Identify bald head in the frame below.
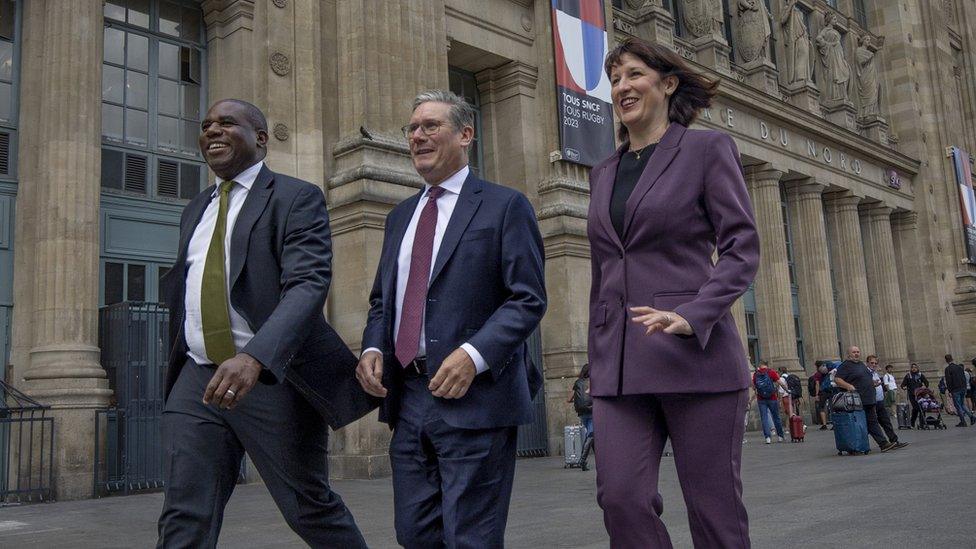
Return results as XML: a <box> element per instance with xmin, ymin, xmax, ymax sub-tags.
<box><xmin>847</xmin><ymin>346</ymin><xmax>861</xmax><ymax>361</ymax></box>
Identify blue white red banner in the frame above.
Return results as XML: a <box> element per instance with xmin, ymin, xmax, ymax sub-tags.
<box><xmin>551</xmin><ymin>0</ymin><xmax>615</xmax><ymax>167</ymax></box>
<box><xmin>950</xmin><ymin>146</ymin><xmax>976</xmax><ymax>262</ymax></box>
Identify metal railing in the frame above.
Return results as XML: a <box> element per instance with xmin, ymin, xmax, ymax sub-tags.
<box><xmin>1</xmin><ymin>380</ymin><xmax>54</xmax><ymax>505</ymax></box>
<box><xmin>516</xmin><ymin>329</ymin><xmax>549</xmax><ymax>457</ymax></box>
<box><xmin>95</xmin><ymin>302</ymin><xmax>168</xmax><ymax>497</ymax></box>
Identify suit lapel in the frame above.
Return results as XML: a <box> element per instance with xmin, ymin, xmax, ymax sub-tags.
<box><xmin>429</xmin><ymin>173</ymin><xmax>482</xmax><ymax>284</ymax></box>
<box><xmin>228</xmin><ymin>165</ymin><xmax>274</xmax><ymax>288</ymax></box>
<box><xmin>620</xmin><ymin>123</ymin><xmax>685</xmax><ymax>239</ymax></box>
<box><xmin>384</xmin><ymin>192</ymin><xmax>421</xmax><ymax>300</ymax></box>
<box><xmin>594</xmin><ymin>146</ymin><xmax>625</xmax><ymax>251</ymax></box>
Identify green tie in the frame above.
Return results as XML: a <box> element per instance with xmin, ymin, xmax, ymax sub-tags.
<box><xmin>201</xmin><ymin>180</ymin><xmax>237</xmax><ymax>365</ymax></box>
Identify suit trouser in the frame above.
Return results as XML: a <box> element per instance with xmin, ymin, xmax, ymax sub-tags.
<box><xmin>863</xmin><ymin>403</ymin><xmax>890</xmax><ymax>448</ymax></box>
<box><xmin>908</xmin><ymin>397</ymin><xmax>922</xmax><ymax>427</ymax></box>
<box><xmin>156</xmin><ymin>359</ymin><xmax>366</xmax><ymax>548</ymax></box>
<box><xmin>390</xmin><ymin>374</ymin><xmax>518</xmax><ymax>549</ymax></box>
<box><xmin>872</xmin><ymin>402</ymin><xmax>898</xmax><ymax>443</ymax></box>
<box><xmin>593</xmin><ymin>390</ymin><xmax>750</xmax><ymax>549</ymax></box>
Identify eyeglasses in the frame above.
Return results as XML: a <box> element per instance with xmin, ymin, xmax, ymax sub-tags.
<box><xmin>401</xmin><ymin>120</ymin><xmax>446</xmax><ymax>139</ymax></box>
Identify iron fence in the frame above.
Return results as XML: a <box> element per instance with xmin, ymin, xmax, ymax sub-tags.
<box><xmin>516</xmin><ymin>329</ymin><xmax>549</xmax><ymax>457</ymax></box>
<box><xmin>0</xmin><ymin>380</ymin><xmax>54</xmax><ymax>505</ymax></box>
<box><xmin>94</xmin><ymin>301</ymin><xmax>168</xmax><ymax>497</ymax></box>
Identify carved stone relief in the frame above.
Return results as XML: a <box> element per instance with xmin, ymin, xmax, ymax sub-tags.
<box><xmin>779</xmin><ymin>0</ymin><xmax>812</xmax><ymax>85</ymax></box>
<box><xmin>270</xmin><ymin>52</ymin><xmax>291</xmax><ymax>76</ymax></box>
<box><xmin>681</xmin><ymin>0</ymin><xmax>723</xmax><ymax>39</ymax></box>
<box><xmin>855</xmin><ymin>35</ymin><xmax>882</xmax><ymax>116</ymax></box>
<box><xmin>733</xmin><ymin>0</ymin><xmax>771</xmax><ymax>64</ymax></box>
<box><xmin>815</xmin><ymin>12</ymin><xmax>851</xmax><ymax>102</ymax></box>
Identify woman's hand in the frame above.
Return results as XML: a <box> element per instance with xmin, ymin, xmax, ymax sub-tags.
<box><xmin>629</xmin><ymin>306</ymin><xmax>694</xmax><ymax>336</ymax></box>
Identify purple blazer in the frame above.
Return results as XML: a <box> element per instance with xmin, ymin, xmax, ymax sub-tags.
<box><xmin>586</xmin><ymin>124</ymin><xmax>759</xmax><ymax>396</ymax></box>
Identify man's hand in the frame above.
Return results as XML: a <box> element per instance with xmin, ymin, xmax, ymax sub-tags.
<box><xmin>356</xmin><ymin>350</ymin><xmax>387</xmax><ymax>397</ymax></box>
<box><xmin>203</xmin><ymin>353</ymin><xmax>263</xmax><ymax>410</ymax></box>
<box><xmin>429</xmin><ymin>348</ymin><xmax>477</xmax><ymax>399</ymax></box>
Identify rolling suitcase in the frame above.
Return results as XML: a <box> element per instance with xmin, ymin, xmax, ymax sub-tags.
<box><xmin>564</xmin><ymin>424</ymin><xmax>585</xmax><ymax>467</ymax></box>
<box><xmin>789</xmin><ymin>414</ymin><xmax>805</xmax><ymax>442</ymax></box>
<box><xmin>896</xmin><ymin>402</ymin><xmax>911</xmax><ymax>430</ymax></box>
<box><xmin>831</xmin><ymin>410</ymin><xmax>870</xmax><ymax>455</ymax></box>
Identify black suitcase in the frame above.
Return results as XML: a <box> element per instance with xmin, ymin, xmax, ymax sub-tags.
<box><xmin>896</xmin><ymin>402</ymin><xmax>912</xmax><ymax>430</ymax></box>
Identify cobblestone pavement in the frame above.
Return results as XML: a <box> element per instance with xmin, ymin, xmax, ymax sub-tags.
<box><xmin>2</xmin><ymin>422</ymin><xmax>973</xmax><ymax>548</ymax></box>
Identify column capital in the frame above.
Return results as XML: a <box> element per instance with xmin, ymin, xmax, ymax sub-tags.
<box><xmin>784</xmin><ymin>179</ymin><xmax>826</xmax><ymax>197</ymax></box>
<box><xmin>744</xmin><ymin>164</ymin><xmax>784</xmax><ymax>188</ymax></box>
<box><xmin>891</xmin><ymin>210</ymin><xmax>919</xmax><ymax>230</ymax></box>
<box><xmin>824</xmin><ymin>191</ymin><xmax>864</xmax><ymax>211</ymax></box>
<box><xmin>861</xmin><ymin>201</ymin><xmax>893</xmax><ymax>219</ymax></box>
<box><xmin>476</xmin><ymin>61</ymin><xmax>539</xmax><ymax>102</ymax></box>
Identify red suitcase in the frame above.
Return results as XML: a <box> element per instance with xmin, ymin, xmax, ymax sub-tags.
<box><xmin>789</xmin><ymin>415</ymin><xmax>805</xmax><ymax>442</ymax></box>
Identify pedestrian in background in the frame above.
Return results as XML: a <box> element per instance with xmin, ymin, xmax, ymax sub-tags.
<box><xmin>882</xmin><ymin>364</ymin><xmax>898</xmax><ymax>418</ymax></box>
<box><xmin>834</xmin><ymin>347</ymin><xmax>905</xmax><ymax>453</ymax></box>
<box><xmin>567</xmin><ymin>364</ymin><xmax>595</xmax><ymax>471</ymax></box>
<box><xmin>753</xmin><ymin>361</ymin><xmax>787</xmax><ymax>444</ymax></box>
<box><xmin>944</xmin><ymin>354</ymin><xmax>975</xmax><ymax>427</ymax></box>
<box><xmin>901</xmin><ymin>363</ymin><xmax>928</xmax><ymax>429</ymax></box>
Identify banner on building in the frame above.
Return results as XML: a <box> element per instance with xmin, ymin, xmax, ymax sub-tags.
<box><xmin>950</xmin><ymin>146</ymin><xmax>976</xmax><ymax>262</ymax></box>
<box><xmin>550</xmin><ymin>0</ymin><xmax>616</xmax><ymax>167</ymax></box>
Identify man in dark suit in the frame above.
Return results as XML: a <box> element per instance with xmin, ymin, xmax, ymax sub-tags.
<box><xmin>156</xmin><ymin>99</ymin><xmax>371</xmax><ymax>548</ymax></box>
<box><xmin>356</xmin><ymin>90</ymin><xmax>546</xmax><ymax>548</ymax></box>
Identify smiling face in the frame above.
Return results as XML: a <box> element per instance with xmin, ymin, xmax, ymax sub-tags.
<box><xmin>199</xmin><ymin>101</ymin><xmax>268</xmax><ymax>180</ymax></box>
<box><xmin>406</xmin><ymin>101</ymin><xmax>473</xmax><ymax>185</ymax></box>
<box><xmin>867</xmin><ymin>357</ymin><xmax>879</xmax><ymax>370</ymax></box>
<box><xmin>609</xmin><ymin>53</ymin><xmax>676</xmax><ymax>137</ymax></box>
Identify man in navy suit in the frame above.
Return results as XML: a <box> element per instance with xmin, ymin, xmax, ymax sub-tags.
<box><xmin>156</xmin><ymin>99</ymin><xmax>372</xmax><ymax>548</ymax></box>
<box><xmin>356</xmin><ymin>90</ymin><xmax>547</xmax><ymax>548</ymax></box>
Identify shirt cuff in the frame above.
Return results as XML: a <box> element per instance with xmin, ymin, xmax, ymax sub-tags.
<box><xmin>461</xmin><ymin>343</ymin><xmax>489</xmax><ymax>375</ymax></box>
<box><xmin>361</xmin><ymin>347</ymin><xmax>382</xmax><ymax>358</ymax></box>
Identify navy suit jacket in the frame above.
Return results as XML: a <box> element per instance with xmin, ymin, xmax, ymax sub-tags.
<box><xmin>162</xmin><ymin>164</ymin><xmax>379</xmax><ymax>429</ymax></box>
<box><xmin>362</xmin><ymin>173</ymin><xmax>547</xmax><ymax>430</ymax></box>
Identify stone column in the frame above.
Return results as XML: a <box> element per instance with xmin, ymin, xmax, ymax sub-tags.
<box><xmin>15</xmin><ymin>0</ymin><xmax>112</xmax><ymax>500</ymax></box>
<box><xmin>860</xmin><ymin>203</ymin><xmax>910</xmax><ymax>369</ymax></box>
<box><xmin>785</xmin><ymin>180</ymin><xmax>839</xmax><ymax>365</ymax></box>
<box><xmin>324</xmin><ymin>0</ymin><xmax>448</xmax><ymax>479</ymax></box>
<box><xmin>730</xmin><ymin>297</ymin><xmax>749</xmax><ymax>355</ymax></box>
<box><xmin>476</xmin><ymin>61</ymin><xmax>541</xmax><ymax>202</ymax></box>
<box><xmin>891</xmin><ymin>211</ymin><xmax>935</xmax><ymax>372</ymax></box>
<box><xmin>824</xmin><ymin>192</ymin><xmax>875</xmax><ymax>353</ymax></box>
<box><xmin>745</xmin><ymin>166</ymin><xmax>800</xmax><ymax>372</ymax></box>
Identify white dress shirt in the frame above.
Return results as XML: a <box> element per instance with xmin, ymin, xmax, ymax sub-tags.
<box><xmin>364</xmin><ymin>165</ymin><xmax>487</xmax><ymax>374</ymax></box>
<box><xmin>883</xmin><ymin>372</ymin><xmax>898</xmax><ymax>391</ymax></box>
<box><xmin>872</xmin><ymin>371</ymin><xmax>885</xmax><ymax>402</ymax></box>
<box><xmin>183</xmin><ymin>160</ymin><xmax>265</xmax><ymax>365</ymax></box>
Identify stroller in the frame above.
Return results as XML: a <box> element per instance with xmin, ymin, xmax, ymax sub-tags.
<box><xmin>914</xmin><ymin>387</ymin><xmax>947</xmax><ymax>430</ymax></box>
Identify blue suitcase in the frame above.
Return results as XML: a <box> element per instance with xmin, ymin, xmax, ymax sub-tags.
<box><xmin>831</xmin><ymin>410</ymin><xmax>870</xmax><ymax>455</ymax></box>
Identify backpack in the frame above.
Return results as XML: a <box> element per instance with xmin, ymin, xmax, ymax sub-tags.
<box><xmin>754</xmin><ymin>370</ymin><xmax>776</xmax><ymax>399</ymax></box>
<box><xmin>787</xmin><ymin>374</ymin><xmax>802</xmax><ymax>398</ymax></box>
<box><xmin>808</xmin><ymin>375</ymin><xmax>818</xmax><ymax>396</ymax></box>
<box><xmin>572</xmin><ymin>378</ymin><xmax>593</xmax><ymax>416</ymax></box>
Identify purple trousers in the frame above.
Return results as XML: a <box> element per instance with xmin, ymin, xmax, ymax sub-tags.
<box><xmin>593</xmin><ymin>390</ymin><xmax>750</xmax><ymax>548</ymax></box>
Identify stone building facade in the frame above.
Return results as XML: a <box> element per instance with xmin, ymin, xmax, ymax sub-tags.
<box><xmin>1</xmin><ymin>0</ymin><xmax>974</xmax><ymax>499</ymax></box>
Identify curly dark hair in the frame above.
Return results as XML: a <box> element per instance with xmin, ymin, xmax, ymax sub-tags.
<box><xmin>604</xmin><ymin>37</ymin><xmax>719</xmax><ymax>141</ymax></box>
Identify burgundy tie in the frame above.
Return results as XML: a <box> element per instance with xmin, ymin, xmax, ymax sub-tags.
<box><xmin>395</xmin><ymin>186</ymin><xmax>445</xmax><ymax>367</ymax></box>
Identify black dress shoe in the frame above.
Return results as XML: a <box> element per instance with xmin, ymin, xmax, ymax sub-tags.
<box><xmin>955</xmin><ymin>422</ymin><xmax>967</xmax><ymax>427</ymax></box>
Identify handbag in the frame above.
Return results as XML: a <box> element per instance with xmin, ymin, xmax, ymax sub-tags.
<box><xmin>830</xmin><ymin>391</ymin><xmax>863</xmax><ymax>413</ymax></box>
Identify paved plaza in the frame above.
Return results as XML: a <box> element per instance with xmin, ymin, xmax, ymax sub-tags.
<box><xmin>1</xmin><ymin>423</ymin><xmax>973</xmax><ymax>548</ymax></box>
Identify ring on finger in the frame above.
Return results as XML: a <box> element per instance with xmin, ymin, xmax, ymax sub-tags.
<box><xmin>225</xmin><ymin>388</ymin><xmax>236</xmax><ymax>397</ymax></box>
<box><xmin>664</xmin><ymin>313</ymin><xmax>672</xmax><ymax>325</ymax></box>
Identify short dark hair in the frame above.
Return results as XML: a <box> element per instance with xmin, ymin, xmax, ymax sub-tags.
<box><xmin>604</xmin><ymin>37</ymin><xmax>719</xmax><ymax>140</ymax></box>
<box><xmin>866</xmin><ymin>355</ymin><xmax>878</xmax><ymax>362</ymax></box>
<box><xmin>885</xmin><ymin>364</ymin><xmax>893</xmax><ymax>371</ymax></box>
<box><xmin>214</xmin><ymin>98</ymin><xmax>268</xmax><ymax>133</ymax></box>
<box><xmin>945</xmin><ymin>354</ymin><xmax>954</xmax><ymax>363</ymax></box>
<box><xmin>579</xmin><ymin>363</ymin><xmax>590</xmax><ymax>379</ymax></box>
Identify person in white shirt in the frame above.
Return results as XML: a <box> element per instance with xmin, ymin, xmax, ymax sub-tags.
<box><xmin>882</xmin><ymin>364</ymin><xmax>899</xmax><ymax>416</ymax></box>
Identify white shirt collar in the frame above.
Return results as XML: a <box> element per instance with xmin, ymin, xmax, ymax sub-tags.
<box><xmin>212</xmin><ymin>160</ymin><xmax>265</xmax><ymax>197</ymax></box>
<box><xmin>424</xmin><ymin>165</ymin><xmax>469</xmax><ymax>197</ymax></box>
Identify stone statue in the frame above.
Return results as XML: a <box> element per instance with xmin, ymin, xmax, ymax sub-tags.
<box><xmin>681</xmin><ymin>0</ymin><xmax>723</xmax><ymax>39</ymax></box>
<box><xmin>780</xmin><ymin>0</ymin><xmax>812</xmax><ymax>85</ymax></box>
<box><xmin>733</xmin><ymin>0</ymin><xmax>771</xmax><ymax>64</ymax></box>
<box><xmin>856</xmin><ymin>35</ymin><xmax>881</xmax><ymax>116</ymax></box>
<box><xmin>815</xmin><ymin>12</ymin><xmax>852</xmax><ymax>102</ymax></box>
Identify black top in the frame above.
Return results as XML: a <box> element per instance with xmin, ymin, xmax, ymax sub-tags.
<box><xmin>944</xmin><ymin>363</ymin><xmax>967</xmax><ymax>392</ymax></box>
<box><xmin>836</xmin><ymin>360</ymin><xmax>876</xmax><ymax>406</ymax></box>
<box><xmin>610</xmin><ymin>143</ymin><xmax>656</xmax><ymax>239</ymax></box>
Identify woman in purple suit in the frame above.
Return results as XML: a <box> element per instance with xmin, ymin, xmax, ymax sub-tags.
<box><xmin>587</xmin><ymin>38</ymin><xmax>759</xmax><ymax>548</ymax></box>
